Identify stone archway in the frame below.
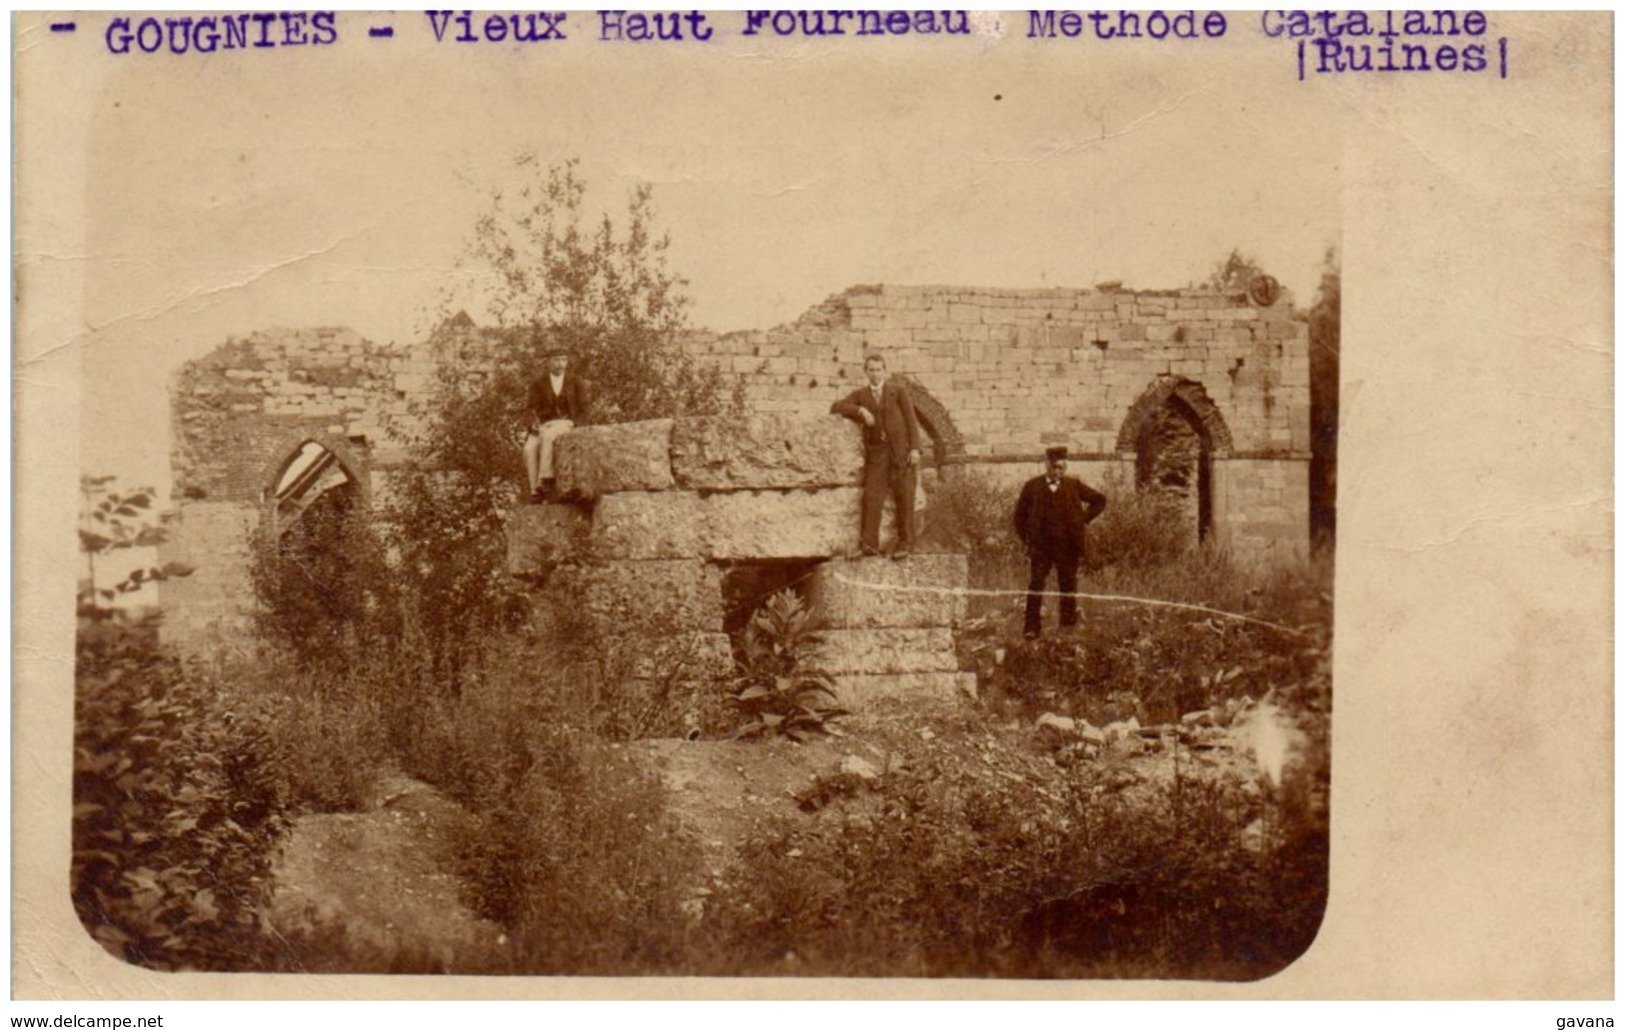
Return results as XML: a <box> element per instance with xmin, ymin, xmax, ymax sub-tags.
<box><xmin>261</xmin><ymin>432</ymin><xmax>371</xmax><ymax>539</ymax></box>
<box><xmin>252</xmin><ymin>434</ymin><xmax>378</xmax><ymax>662</ymax></box>
<box><xmin>1115</xmin><ymin>376</ymin><xmax>1233</xmax><ymax>458</ymax></box>
<box><xmin>1116</xmin><ymin>377</ymin><xmax>1232</xmax><ymax>544</ymax></box>
<box><xmin>898</xmin><ymin>377</ymin><xmax>967</xmax><ymax>469</ymax></box>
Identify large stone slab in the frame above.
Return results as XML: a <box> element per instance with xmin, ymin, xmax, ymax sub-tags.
<box><xmin>704</xmin><ymin>488</ymin><xmax>863</xmax><ymax>560</ymax></box>
<box><xmin>554</xmin><ymin>419</ymin><xmax>675</xmax><ymax>500</ymax></box>
<box><xmin>506</xmin><ymin>503</ymin><xmax>590</xmax><ymax>576</ymax></box>
<box><xmin>670</xmin><ymin>414</ymin><xmax>863</xmax><ymax>491</ymax></box>
<box><xmin>806</xmin><ymin>554</ymin><xmax>969</xmax><ymax>628</ymax></box>
<box><xmin>590</xmin><ymin>491</ymin><xmax>706</xmax><ymax>561</ymax></box>
<box><xmin>545</xmin><ymin>559</ymin><xmax>725</xmax><ymax>634</ymax></box>
<box><xmin>589</xmin><ymin>487</ymin><xmax>870</xmax><ymax>562</ymax></box>
<box><xmin>833</xmin><ymin>672</ymin><xmax>978</xmax><ymax>710</ymax></box>
<box><xmin>806</xmin><ymin>628</ymin><xmax>960</xmax><ymax>675</ymax></box>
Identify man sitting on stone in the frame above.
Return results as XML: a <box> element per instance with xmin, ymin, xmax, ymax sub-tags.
<box><xmin>1013</xmin><ymin>445</ymin><xmax>1107</xmax><ymax>639</ymax></box>
<box><xmin>523</xmin><ymin>347</ymin><xmax>590</xmax><ymax>502</ymax></box>
<box><xmin>831</xmin><ymin>352</ymin><xmax>923</xmax><ymax>559</ymax></box>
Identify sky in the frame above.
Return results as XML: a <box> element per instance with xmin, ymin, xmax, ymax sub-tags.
<box><xmin>65</xmin><ymin>13</ymin><xmax>1340</xmax><ymax>493</ymax></box>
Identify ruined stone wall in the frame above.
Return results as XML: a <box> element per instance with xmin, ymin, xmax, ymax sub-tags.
<box><xmin>162</xmin><ymin>283</ymin><xmax>1312</xmax><ymax>648</ymax></box>
<box><xmin>685</xmin><ymin>284</ymin><xmax>1309</xmax><ymax>462</ymax></box>
<box><xmin>160</xmin><ymin>327</ymin><xmax>434</xmax><ymax>646</ymax></box>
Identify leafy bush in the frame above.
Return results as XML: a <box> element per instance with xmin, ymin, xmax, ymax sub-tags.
<box><xmin>248</xmin><ymin>485</ymin><xmax>397</xmax><ymax>676</ymax></box>
<box><xmin>1083</xmin><ymin>480</ymin><xmax>1193</xmax><ymax>574</ymax></box>
<box><xmin>705</xmin><ymin>718</ymin><xmax>1326</xmax><ymax>979</ymax></box>
<box><xmin>253</xmin><ymin>660</ymin><xmax>392</xmax><ymax>813</ymax></box>
<box><xmin>729</xmin><ymin>589</ymin><xmax>846</xmax><ymax>742</ymax></box>
<box><xmin>73</xmin><ymin>614</ymin><xmax>292</xmax><ymax>970</ymax></box>
<box><xmin>449</xmin><ymin>726</ymin><xmax>705</xmax><ymax>974</ymax></box>
<box><xmin>974</xmin><ymin>545</ymin><xmax>1331</xmax><ymax>726</ymax></box>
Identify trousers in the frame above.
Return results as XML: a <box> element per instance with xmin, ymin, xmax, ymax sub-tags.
<box><xmin>860</xmin><ymin>447</ymin><xmax>916</xmax><ymax>554</ymax></box>
<box><xmin>1024</xmin><ymin>547</ymin><xmax>1080</xmax><ymax>634</ymax></box>
<box><xmin>523</xmin><ymin>418</ymin><xmax>575</xmax><ymax>489</ymax></box>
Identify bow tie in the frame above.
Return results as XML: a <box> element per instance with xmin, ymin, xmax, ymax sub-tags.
<box><xmin>1046</xmin><ymin>478</ymin><xmax>1061</xmax><ymax>487</ymax></box>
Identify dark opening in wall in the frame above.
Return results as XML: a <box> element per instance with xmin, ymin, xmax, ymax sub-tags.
<box><xmin>720</xmin><ymin>559</ymin><xmax>824</xmax><ymax>641</ymax></box>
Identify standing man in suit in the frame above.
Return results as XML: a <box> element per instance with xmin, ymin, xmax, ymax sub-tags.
<box><xmin>523</xmin><ymin>347</ymin><xmax>590</xmax><ymax>501</ymax></box>
<box><xmin>1013</xmin><ymin>445</ymin><xmax>1107</xmax><ymax>639</ymax></box>
<box><xmin>831</xmin><ymin>353</ymin><xmax>923</xmax><ymax>559</ymax></box>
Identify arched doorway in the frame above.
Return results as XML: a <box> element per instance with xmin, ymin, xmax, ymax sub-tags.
<box><xmin>254</xmin><ymin>436</ymin><xmax>375</xmax><ymax>666</ymax></box>
<box><xmin>1116</xmin><ymin>377</ymin><xmax>1233</xmax><ymax>546</ymax></box>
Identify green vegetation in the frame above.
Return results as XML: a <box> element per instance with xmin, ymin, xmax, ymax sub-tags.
<box><xmin>728</xmin><ymin>589</ymin><xmax>847</xmax><ymax>742</ymax></box>
<box><xmin>73</xmin><ymin>478</ymin><xmax>290</xmax><ymax>970</ymax></box>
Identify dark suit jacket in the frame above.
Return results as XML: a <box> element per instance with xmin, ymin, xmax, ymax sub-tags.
<box><xmin>528</xmin><ymin>373</ymin><xmax>590</xmax><ymax>424</ymax></box>
<box><xmin>831</xmin><ymin>379</ymin><xmax>922</xmax><ymax>465</ymax></box>
<box><xmin>1014</xmin><ymin>475</ymin><xmax>1108</xmax><ymax>557</ymax></box>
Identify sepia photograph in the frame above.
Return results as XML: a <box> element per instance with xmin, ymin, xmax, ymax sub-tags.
<box><xmin>13</xmin><ymin>8</ymin><xmax>1610</xmax><ymax>1004</ymax></box>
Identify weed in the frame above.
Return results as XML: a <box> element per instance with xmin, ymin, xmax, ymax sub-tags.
<box><xmin>729</xmin><ymin>590</ymin><xmax>846</xmax><ymax>742</ymax></box>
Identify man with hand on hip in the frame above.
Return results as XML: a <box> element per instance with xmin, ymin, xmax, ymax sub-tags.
<box><xmin>831</xmin><ymin>353</ymin><xmax>923</xmax><ymax>559</ymax></box>
<box><xmin>1013</xmin><ymin>445</ymin><xmax>1107</xmax><ymax>639</ymax></box>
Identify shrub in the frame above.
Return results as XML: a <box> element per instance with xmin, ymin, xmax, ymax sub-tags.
<box><xmin>449</xmin><ymin>726</ymin><xmax>705</xmax><ymax>974</ymax></box>
<box><xmin>705</xmin><ymin>720</ymin><xmax>1327</xmax><ymax>979</ymax></box>
<box><xmin>247</xmin><ymin>487</ymin><xmax>398</xmax><ymax>676</ymax></box>
<box><xmin>73</xmin><ymin>613</ymin><xmax>291</xmax><ymax>970</ymax></box>
<box><xmin>985</xmin><ymin>550</ymin><xmax>1332</xmax><ymax>726</ymax></box>
<box><xmin>386</xmin><ymin>157</ymin><xmax>741</xmax><ymax>675</ymax></box>
<box><xmin>729</xmin><ymin>589</ymin><xmax>845</xmax><ymax>742</ymax></box>
<box><xmin>250</xmin><ymin>659</ymin><xmax>392</xmax><ymax>813</ymax></box>
<box><xmin>1083</xmin><ymin>481</ymin><xmax>1192</xmax><ymax>574</ymax></box>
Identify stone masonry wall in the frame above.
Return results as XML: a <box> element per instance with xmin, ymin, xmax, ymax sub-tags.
<box><xmin>162</xmin><ymin>283</ymin><xmax>1312</xmax><ymax>649</ymax></box>
<box><xmin>684</xmin><ymin>284</ymin><xmax>1309</xmax><ymax>462</ymax></box>
<box><xmin>508</xmin><ymin>415</ymin><xmax>978</xmax><ymax>709</ymax></box>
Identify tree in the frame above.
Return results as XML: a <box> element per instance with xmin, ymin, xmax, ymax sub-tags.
<box><xmin>1308</xmin><ymin>247</ymin><xmax>1340</xmax><ymax>550</ymax></box>
<box><xmin>77</xmin><ymin>475</ymin><xmax>191</xmax><ymax>620</ymax></box>
<box><xmin>386</xmin><ymin>157</ymin><xmax>738</xmax><ymax>674</ymax></box>
<box><xmin>1206</xmin><ymin>248</ymin><xmax>1267</xmax><ymax>294</ymax></box>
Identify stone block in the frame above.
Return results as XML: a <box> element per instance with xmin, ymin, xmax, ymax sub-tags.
<box><xmin>807</xmin><ymin>554</ymin><xmax>969</xmax><ymax>628</ymax></box>
<box><xmin>590</xmin><ymin>491</ymin><xmax>706</xmax><ymax>561</ymax></box>
<box><xmin>670</xmin><ymin>414</ymin><xmax>864</xmax><ymax>491</ymax></box>
<box><xmin>623</xmin><ymin>631</ymin><xmax>735</xmax><ymax>681</ymax></box>
<box><xmin>554</xmin><ymin>419</ymin><xmax>675</xmax><ymax>500</ymax></box>
<box><xmin>833</xmin><ymin>672</ymin><xmax>978</xmax><ymax>710</ymax></box>
<box><xmin>705</xmin><ymin>488</ymin><xmax>864</xmax><ymax>560</ymax></box>
<box><xmin>806</xmin><ymin>628</ymin><xmax>959</xmax><ymax>675</ymax></box>
<box><xmin>548</xmin><ymin>559</ymin><xmax>725</xmax><ymax>634</ymax></box>
<box><xmin>506</xmin><ymin>503</ymin><xmax>591</xmax><ymax>576</ymax></box>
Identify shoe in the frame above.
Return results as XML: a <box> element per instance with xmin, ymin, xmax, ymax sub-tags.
<box><xmin>891</xmin><ymin>548</ymin><xmax>911</xmax><ymax>561</ymax></box>
<box><xmin>530</xmin><ymin>487</ymin><xmax>548</xmax><ymax>504</ymax></box>
<box><xmin>1023</xmin><ymin>630</ymin><xmax>1040</xmax><ymax>641</ymax></box>
<box><xmin>860</xmin><ymin>546</ymin><xmax>883</xmax><ymax>558</ymax></box>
